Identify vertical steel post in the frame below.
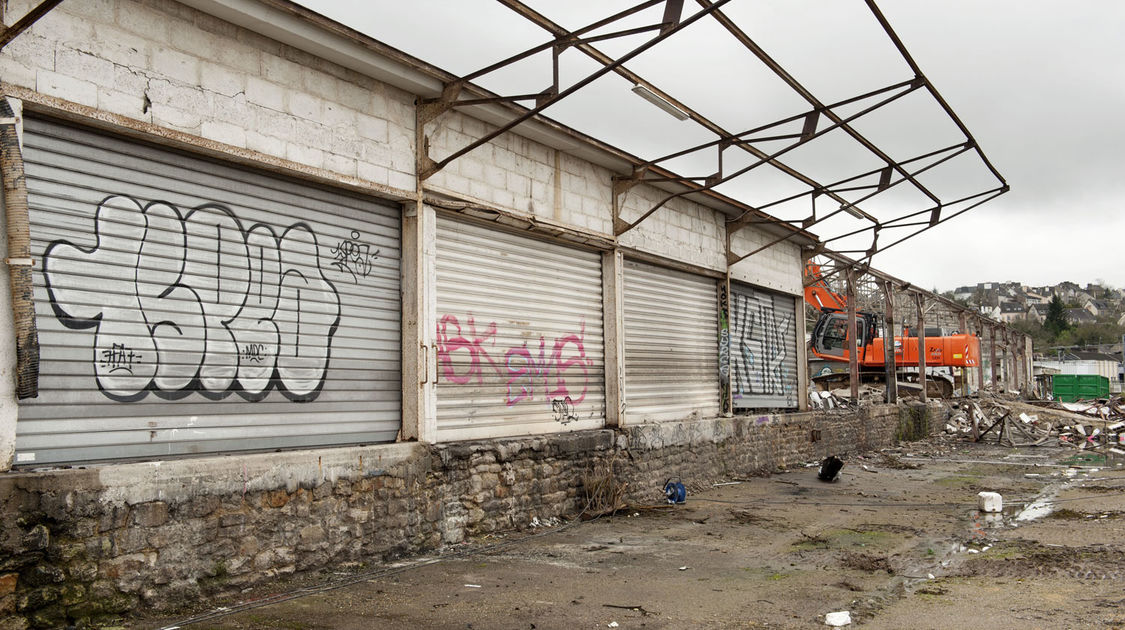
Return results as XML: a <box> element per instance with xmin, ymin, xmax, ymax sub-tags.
<box><xmin>846</xmin><ymin>268</ymin><xmax>860</xmax><ymax>403</ymax></box>
<box><xmin>916</xmin><ymin>292</ymin><xmax>926</xmax><ymax>402</ymax></box>
<box><xmin>990</xmin><ymin>325</ymin><xmax>999</xmax><ymax>394</ymax></box>
<box><xmin>883</xmin><ymin>280</ymin><xmax>897</xmax><ymax>404</ymax></box>
<box><xmin>958</xmin><ymin>310</ymin><xmax>969</xmax><ymax>396</ymax></box>
<box><xmin>977</xmin><ymin>316</ymin><xmax>986</xmax><ymax>394</ymax></box>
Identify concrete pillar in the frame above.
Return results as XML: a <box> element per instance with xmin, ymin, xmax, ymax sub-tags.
<box><xmin>916</xmin><ymin>293</ymin><xmax>926</xmax><ymax>403</ymax></box>
<box><xmin>883</xmin><ymin>281</ymin><xmax>897</xmax><ymax>404</ymax></box>
<box><xmin>0</xmin><ymin>167</ymin><xmax>16</xmax><ymax>471</ymax></box>
<box><xmin>400</xmin><ymin>199</ymin><xmax>437</xmax><ymax>442</ymax></box>
<box><xmin>795</xmin><ymin>292</ymin><xmax>810</xmax><ymax>411</ymax></box>
<box><xmin>846</xmin><ymin>268</ymin><xmax>859</xmax><ymax>403</ymax></box>
<box><xmin>603</xmin><ymin>250</ymin><xmax>626</xmax><ymax>426</ymax></box>
<box><xmin>718</xmin><ymin>273</ymin><xmax>733</xmax><ymax>416</ymax></box>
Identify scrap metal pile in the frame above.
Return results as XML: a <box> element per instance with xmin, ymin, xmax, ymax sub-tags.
<box><xmin>944</xmin><ymin>396</ymin><xmax>1125</xmax><ymax>454</ymax></box>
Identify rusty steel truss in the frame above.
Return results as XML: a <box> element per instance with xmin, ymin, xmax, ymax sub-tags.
<box><xmin>415</xmin><ymin>0</ymin><xmax>1008</xmax><ymax>272</ymax></box>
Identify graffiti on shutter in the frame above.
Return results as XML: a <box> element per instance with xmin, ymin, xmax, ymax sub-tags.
<box><xmin>43</xmin><ymin>194</ymin><xmax>346</xmax><ymax>402</ymax></box>
<box><xmin>731</xmin><ymin>286</ymin><xmax>798</xmax><ymax>408</ymax></box>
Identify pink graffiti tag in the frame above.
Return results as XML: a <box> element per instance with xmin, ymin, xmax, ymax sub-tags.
<box><xmin>437</xmin><ymin>313</ymin><xmax>593</xmax><ymax>409</ymax></box>
<box><xmin>435</xmin><ymin>314</ymin><xmax>499</xmax><ymax>384</ymax></box>
<box><xmin>504</xmin><ymin>321</ymin><xmax>592</xmax><ymax>407</ymax></box>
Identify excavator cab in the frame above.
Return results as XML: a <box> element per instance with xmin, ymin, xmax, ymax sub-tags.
<box><xmin>810</xmin><ymin>310</ymin><xmax>869</xmax><ymax>360</ymax></box>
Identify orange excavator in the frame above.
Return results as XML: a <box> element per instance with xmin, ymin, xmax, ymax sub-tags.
<box><xmin>804</xmin><ymin>262</ymin><xmax>981</xmax><ymax>397</ymax></box>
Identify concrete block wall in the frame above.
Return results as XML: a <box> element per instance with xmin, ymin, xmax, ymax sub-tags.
<box><xmin>729</xmin><ymin>225</ymin><xmax>803</xmax><ymax>296</ymax></box>
<box><xmin>1</xmin><ymin>0</ymin><xmax>418</xmax><ymax>193</ymax></box>
<box><xmin>618</xmin><ymin>187</ymin><xmax>728</xmax><ymax>272</ymax></box>
<box><xmin>0</xmin><ymin>403</ymin><xmax>945</xmax><ymax>628</ymax></box>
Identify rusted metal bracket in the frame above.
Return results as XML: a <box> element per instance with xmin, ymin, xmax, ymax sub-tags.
<box><xmin>0</xmin><ymin>0</ymin><xmax>63</xmax><ymax>50</ymax></box>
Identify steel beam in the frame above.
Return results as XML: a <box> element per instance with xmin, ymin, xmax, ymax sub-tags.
<box><xmin>0</xmin><ymin>0</ymin><xmax>63</xmax><ymax>50</ymax></box>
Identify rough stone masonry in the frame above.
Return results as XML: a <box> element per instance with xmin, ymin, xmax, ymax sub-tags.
<box><xmin>0</xmin><ymin>403</ymin><xmax>943</xmax><ymax>629</ymax></box>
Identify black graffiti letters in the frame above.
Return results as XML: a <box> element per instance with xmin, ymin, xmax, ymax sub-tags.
<box><xmin>330</xmin><ymin>230</ymin><xmax>379</xmax><ymax>283</ymax></box>
<box><xmin>44</xmin><ymin>195</ymin><xmax>341</xmax><ymax>402</ymax></box>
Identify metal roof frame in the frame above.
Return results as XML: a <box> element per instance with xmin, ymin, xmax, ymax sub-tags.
<box><xmin>416</xmin><ymin>0</ymin><xmax>1008</xmax><ymax>270</ymax></box>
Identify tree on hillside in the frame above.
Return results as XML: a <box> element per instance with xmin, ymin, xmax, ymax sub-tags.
<box><xmin>1044</xmin><ymin>295</ymin><xmax>1069</xmax><ymax>338</ymax></box>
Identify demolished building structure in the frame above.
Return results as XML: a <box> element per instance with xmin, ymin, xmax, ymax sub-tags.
<box><xmin>0</xmin><ymin>0</ymin><xmax>1025</xmax><ymax>626</ymax></box>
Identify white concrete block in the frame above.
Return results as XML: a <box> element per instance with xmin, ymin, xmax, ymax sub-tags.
<box><xmin>978</xmin><ymin>491</ymin><xmax>1003</xmax><ymax>513</ymax></box>
<box><xmin>356</xmin><ymin>160</ymin><xmax>391</xmax><ymax>187</ymax></box>
<box><xmin>151</xmin><ymin>105</ymin><xmax>201</xmax><ymax>133</ymax></box>
<box><xmin>0</xmin><ymin>60</ymin><xmax>37</xmax><ymax>90</ymax></box>
<box><xmin>201</xmin><ymin>120</ymin><xmax>247</xmax><ymax>148</ymax></box>
<box><xmin>387</xmin><ymin>169</ymin><xmax>415</xmax><ymax>192</ymax></box>
<box><xmin>169</xmin><ymin>24</ymin><xmax>222</xmax><ymax>63</ymax></box>
<box><xmin>116</xmin><ymin>4</ymin><xmax>170</xmax><ymax>41</ymax></box>
<box><xmin>245</xmin><ymin>130</ymin><xmax>286</xmax><ymax>158</ymax></box>
<box><xmin>200</xmin><ymin>62</ymin><xmax>244</xmax><ymax>97</ymax></box>
<box><xmin>355</xmin><ymin>113</ymin><xmax>388</xmax><ymax>142</ymax></box>
<box><xmin>285</xmin><ymin>141</ymin><xmax>325</xmax><ymax>170</ymax></box>
<box><xmin>3</xmin><ymin>32</ymin><xmax>56</xmax><ymax>70</ymax></box>
<box><xmin>110</xmin><ymin>66</ymin><xmax>148</xmax><ymax>96</ymax></box>
<box><xmin>98</xmin><ymin>87</ymin><xmax>145</xmax><ymax>119</ymax></box>
<box><xmin>286</xmin><ymin>91</ymin><xmax>322</xmax><ymax>120</ymax></box>
<box><xmin>254</xmin><ymin>107</ymin><xmax>297</xmax><ymax>139</ymax></box>
<box><xmin>262</xmin><ymin>54</ymin><xmax>303</xmax><ymax>86</ymax></box>
<box><xmin>322</xmin><ymin>103</ymin><xmax>356</xmax><ymax>129</ymax></box>
<box><xmin>209</xmin><ymin>93</ymin><xmax>254</xmax><ymax>128</ymax></box>
<box><xmin>323</xmin><ymin>152</ymin><xmax>357</xmax><ymax>178</ymax></box>
<box><xmin>37</xmin><ymin>69</ymin><xmax>97</xmax><ymax>107</ymax></box>
<box><xmin>213</xmin><ymin>43</ymin><xmax>261</xmax><ymax>76</ymax></box>
<box><xmin>337</xmin><ymin>80</ymin><xmax>374</xmax><ymax>112</ymax></box>
<box><xmin>91</xmin><ymin>24</ymin><xmax>150</xmax><ymax>68</ymax></box>
<box><xmin>152</xmin><ymin>46</ymin><xmax>199</xmax><ymax>85</ymax></box>
<box><xmin>246</xmin><ymin>76</ymin><xmax>284</xmax><ymax>111</ymax></box>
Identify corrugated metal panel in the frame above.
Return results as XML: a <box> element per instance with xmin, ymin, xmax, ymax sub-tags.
<box><xmin>730</xmin><ymin>283</ymin><xmax>799</xmax><ymax>409</ymax></box>
<box><xmin>435</xmin><ymin>216</ymin><xmax>605</xmax><ymax>440</ymax></box>
<box><xmin>623</xmin><ymin>260</ymin><xmax>719</xmax><ymax>421</ymax></box>
<box><xmin>16</xmin><ymin>117</ymin><xmax>401</xmax><ymax>465</ymax></box>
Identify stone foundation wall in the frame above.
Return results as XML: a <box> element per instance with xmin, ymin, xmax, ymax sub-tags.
<box><xmin>0</xmin><ymin>403</ymin><xmax>945</xmax><ymax>629</ymax></box>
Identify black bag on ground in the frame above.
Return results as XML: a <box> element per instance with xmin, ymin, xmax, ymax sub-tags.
<box><xmin>818</xmin><ymin>455</ymin><xmax>844</xmax><ymax>482</ymax></box>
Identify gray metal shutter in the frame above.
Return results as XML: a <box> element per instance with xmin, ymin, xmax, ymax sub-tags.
<box><xmin>623</xmin><ymin>260</ymin><xmax>719</xmax><ymax>422</ymax></box>
<box><xmin>730</xmin><ymin>283</ymin><xmax>799</xmax><ymax>409</ymax></box>
<box><xmin>16</xmin><ymin>117</ymin><xmax>401</xmax><ymax>465</ymax></box>
<box><xmin>434</xmin><ymin>216</ymin><xmax>605</xmax><ymax>440</ymax></box>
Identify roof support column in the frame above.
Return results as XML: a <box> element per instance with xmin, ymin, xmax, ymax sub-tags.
<box><xmin>846</xmin><ymin>268</ymin><xmax>859</xmax><ymax>403</ymax></box>
<box><xmin>400</xmin><ymin>197</ymin><xmax>437</xmax><ymax>443</ymax></box>
<box><xmin>916</xmin><ymin>293</ymin><xmax>927</xmax><ymax>403</ymax></box>
<box><xmin>977</xmin><ymin>316</ymin><xmax>986</xmax><ymax>394</ymax></box>
<box><xmin>958</xmin><ymin>311</ymin><xmax>970</xmax><ymax>397</ymax></box>
<box><xmin>883</xmin><ymin>280</ymin><xmax>897</xmax><ymax>404</ymax></box>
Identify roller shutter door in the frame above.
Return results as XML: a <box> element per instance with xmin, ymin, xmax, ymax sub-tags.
<box><xmin>435</xmin><ymin>216</ymin><xmax>605</xmax><ymax>440</ymax></box>
<box><xmin>623</xmin><ymin>260</ymin><xmax>719</xmax><ymax>421</ymax></box>
<box><xmin>730</xmin><ymin>283</ymin><xmax>799</xmax><ymax>409</ymax></box>
<box><xmin>16</xmin><ymin>117</ymin><xmax>401</xmax><ymax>464</ymax></box>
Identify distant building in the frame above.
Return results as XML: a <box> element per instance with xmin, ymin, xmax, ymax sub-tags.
<box><xmin>1065</xmin><ymin>308</ymin><xmax>1097</xmax><ymax>325</ymax></box>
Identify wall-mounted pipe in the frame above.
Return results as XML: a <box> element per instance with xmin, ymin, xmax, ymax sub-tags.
<box><xmin>0</xmin><ymin>97</ymin><xmax>39</xmax><ymax>398</ymax></box>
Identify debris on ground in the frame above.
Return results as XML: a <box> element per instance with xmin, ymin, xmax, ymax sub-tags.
<box><xmin>818</xmin><ymin>456</ymin><xmax>844</xmax><ymax>482</ymax></box>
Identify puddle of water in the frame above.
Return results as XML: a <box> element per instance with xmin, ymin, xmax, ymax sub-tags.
<box><xmin>1014</xmin><ymin>491</ymin><xmax>1058</xmax><ymax>522</ymax></box>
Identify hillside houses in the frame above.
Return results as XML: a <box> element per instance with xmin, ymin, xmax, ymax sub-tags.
<box><xmin>950</xmin><ymin>280</ymin><xmax>1125</xmax><ymax>324</ymax></box>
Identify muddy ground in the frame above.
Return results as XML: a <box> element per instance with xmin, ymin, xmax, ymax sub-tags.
<box><xmin>136</xmin><ymin>436</ymin><xmax>1125</xmax><ymax>630</ymax></box>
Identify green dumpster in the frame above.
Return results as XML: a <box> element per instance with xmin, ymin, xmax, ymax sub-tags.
<box><xmin>1052</xmin><ymin>374</ymin><xmax>1110</xmax><ymax>402</ymax></box>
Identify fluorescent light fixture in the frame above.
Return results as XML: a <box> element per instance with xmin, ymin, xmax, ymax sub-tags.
<box><xmin>631</xmin><ymin>84</ymin><xmax>689</xmax><ymax>121</ymax></box>
<box><xmin>840</xmin><ymin>203</ymin><xmax>865</xmax><ymax>219</ymax></box>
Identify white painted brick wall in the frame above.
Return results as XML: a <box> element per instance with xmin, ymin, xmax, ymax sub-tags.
<box><xmin>729</xmin><ymin>227</ymin><xmax>803</xmax><ymax>295</ymax></box>
<box><xmin>617</xmin><ymin>186</ymin><xmax>727</xmax><ymax>272</ymax></box>
<box><xmin>1</xmin><ymin>0</ymin><xmax>415</xmax><ymax>192</ymax></box>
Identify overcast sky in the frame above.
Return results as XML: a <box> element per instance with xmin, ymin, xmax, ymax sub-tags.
<box><xmin>299</xmin><ymin>0</ymin><xmax>1124</xmax><ymax>292</ymax></box>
